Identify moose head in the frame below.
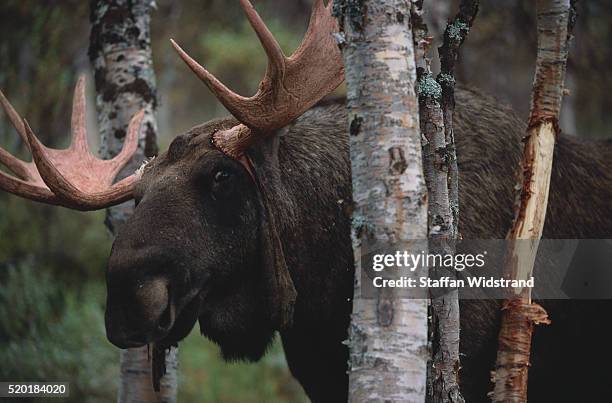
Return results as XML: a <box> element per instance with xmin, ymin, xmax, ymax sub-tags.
<box><xmin>0</xmin><ymin>0</ymin><xmax>343</xmax><ymax>361</ymax></box>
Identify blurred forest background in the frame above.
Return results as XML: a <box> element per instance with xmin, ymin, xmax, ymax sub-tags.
<box><xmin>0</xmin><ymin>0</ymin><xmax>610</xmax><ymax>402</ymax></box>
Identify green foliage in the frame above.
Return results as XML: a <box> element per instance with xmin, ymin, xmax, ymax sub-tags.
<box><xmin>0</xmin><ymin>196</ymin><xmax>111</xmax><ymax>285</ymax></box>
<box><xmin>0</xmin><ymin>0</ymin><xmax>88</xmax><ymax>147</ymax></box>
<box><xmin>179</xmin><ymin>332</ymin><xmax>307</xmax><ymax>403</ymax></box>
<box><xmin>0</xmin><ymin>264</ymin><xmax>118</xmax><ymax>403</ymax></box>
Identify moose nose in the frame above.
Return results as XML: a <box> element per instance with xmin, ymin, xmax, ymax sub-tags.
<box><xmin>105</xmin><ymin>277</ymin><xmax>175</xmax><ymax>348</ymax></box>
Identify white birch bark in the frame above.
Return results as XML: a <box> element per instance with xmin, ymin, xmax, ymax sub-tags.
<box><xmin>89</xmin><ymin>1</ymin><xmax>178</xmax><ymax>402</ymax></box>
<box><xmin>336</xmin><ymin>1</ymin><xmax>429</xmax><ymax>401</ymax></box>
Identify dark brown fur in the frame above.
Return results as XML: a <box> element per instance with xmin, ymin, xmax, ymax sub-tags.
<box><xmin>105</xmin><ymin>87</ymin><xmax>612</xmax><ymax>402</ymax></box>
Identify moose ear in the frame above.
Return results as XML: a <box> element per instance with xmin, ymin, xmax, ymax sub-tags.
<box><xmin>247</xmin><ymin>133</ymin><xmax>297</xmax><ymax>330</ymax></box>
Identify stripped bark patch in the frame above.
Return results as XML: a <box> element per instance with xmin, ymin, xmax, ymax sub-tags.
<box><xmin>492</xmin><ymin>1</ymin><xmax>573</xmax><ymax>401</ymax></box>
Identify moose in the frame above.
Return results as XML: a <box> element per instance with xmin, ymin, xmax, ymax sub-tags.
<box><xmin>1</xmin><ymin>1</ymin><xmax>611</xmax><ymax>402</ymax></box>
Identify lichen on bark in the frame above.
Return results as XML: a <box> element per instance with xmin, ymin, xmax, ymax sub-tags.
<box><xmin>412</xmin><ymin>1</ymin><xmax>479</xmax><ymax>402</ymax></box>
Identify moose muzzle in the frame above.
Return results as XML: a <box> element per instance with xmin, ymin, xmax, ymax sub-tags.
<box><xmin>105</xmin><ymin>275</ymin><xmax>175</xmax><ymax>349</ymax></box>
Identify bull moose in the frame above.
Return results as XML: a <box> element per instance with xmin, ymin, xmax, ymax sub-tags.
<box><xmin>1</xmin><ymin>1</ymin><xmax>611</xmax><ymax>402</ymax></box>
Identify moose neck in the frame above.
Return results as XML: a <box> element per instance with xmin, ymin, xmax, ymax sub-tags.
<box><xmin>248</xmin><ymin>102</ymin><xmax>355</xmax><ymax>331</ymax></box>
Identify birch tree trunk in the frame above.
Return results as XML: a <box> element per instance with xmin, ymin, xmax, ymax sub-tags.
<box><xmin>491</xmin><ymin>1</ymin><xmax>574</xmax><ymax>401</ymax></box>
<box><xmin>412</xmin><ymin>8</ymin><xmax>458</xmax><ymax>402</ymax></box>
<box><xmin>412</xmin><ymin>2</ymin><xmax>478</xmax><ymax>401</ymax></box>
<box><xmin>335</xmin><ymin>1</ymin><xmax>429</xmax><ymax>401</ymax></box>
<box><xmin>89</xmin><ymin>1</ymin><xmax>178</xmax><ymax>402</ymax></box>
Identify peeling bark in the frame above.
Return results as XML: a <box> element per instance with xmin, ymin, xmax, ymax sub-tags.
<box><xmin>491</xmin><ymin>1</ymin><xmax>574</xmax><ymax>401</ymax></box>
<box><xmin>412</xmin><ymin>2</ymin><xmax>478</xmax><ymax>402</ymax></box>
<box><xmin>89</xmin><ymin>1</ymin><xmax>177</xmax><ymax>402</ymax></box>
<box><xmin>336</xmin><ymin>1</ymin><xmax>429</xmax><ymax>401</ymax></box>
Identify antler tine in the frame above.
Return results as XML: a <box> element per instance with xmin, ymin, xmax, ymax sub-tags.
<box><xmin>0</xmin><ymin>89</ymin><xmax>37</xmax><ymax>181</ymax></box>
<box><xmin>303</xmin><ymin>0</ymin><xmax>329</xmax><ymax>30</ymax></box>
<box><xmin>0</xmin><ymin>88</ymin><xmax>28</xmax><ymax>145</ymax></box>
<box><xmin>23</xmin><ymin>116</ymin><xmax>140</xmax><ymax>211</ymax></box>
<box><xmin>109</xmin><ymin>110</ymin><xmax>144</xmax><ymax>177</ymax></box>
<box><xmin>0</xmin><ymin>92</ymin><xmax>59</xmax><ymax>203</ymax></box>
<box><xmin>23</xmin><ymin>118</ymin><xmax>82</xmax><ymax>198</ymax></box>
<box><xmin>170</xmin><ymin>0</ymin><xmax>287</xmax><ymax>111</ymax></box>
<box><xmin>0</xmin><ymin>78</ymin><xmax>144</xmax><ymax>211</ymax></box>
<box><xmin>0</xmin><ymin>146</ymin><xmax>30</xmax><ymax>180</ymax></box>
<box><xmin>290</xmin><ymin>0</ymin><xmax>341</xmax><ymax>67</ymax></box>
<box><xmin>0</xmin><ymin>168</ymin><xmax>58</xmax><ymax>204</ymax></box>
<box><xmin>170</xmin><ymin>39</ymin><xmax>250</xmax><ymax>118</ymax></box>
<box><xmin>70</xmin><ymin>76</ymin><xmax>89</xmax><ymax>154</ymax></box>
<box><xmin>173</xmin><ymin>0</ymin><xmax>344</xmax><ymax>159</ymax></box>
<box><xmin>238</xmin><ymin>0</ymin><xmax>286</xmax><ymax>79</ymax></box>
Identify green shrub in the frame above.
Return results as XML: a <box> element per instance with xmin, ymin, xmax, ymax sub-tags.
<box><xmin>0</xmin><ymin>264</ymin><xmax>118</xmax><ymax>403</ymax></box>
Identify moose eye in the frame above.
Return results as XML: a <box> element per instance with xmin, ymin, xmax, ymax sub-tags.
<box><xmin>209</xmin><ymin>168</ymin><xmax>236</xmax><ymax>203</ymax></box>
<box><xmin>214</xmin><ymin>170</ymin><xmax>231</xmax><ymax>183</ymax></box>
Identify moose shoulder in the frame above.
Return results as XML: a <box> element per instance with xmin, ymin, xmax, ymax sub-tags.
<box><xmin>105</xmin><ymin>87</ymin><xmax>611</xmax><ymax>402</ymax></box>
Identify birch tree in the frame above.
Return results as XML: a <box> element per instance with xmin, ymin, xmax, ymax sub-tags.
<box><xmin>412</xmin><ymin>2</ymin><xmax>478</xmax><ymax>402</ymax></box>
<box><xmin>334</xmin><ymin>1</ymin><xmax>429</xmax><ymax>400</ymax></box>
<box><xmin>491</xmin><ymin>1</ymin><xmax>575</xmax><ymax>401</ymax></box>
<box><xmin>89</xmin><ymin>1</ymin><xmax>178</xmax><ymax>402</ymax></box>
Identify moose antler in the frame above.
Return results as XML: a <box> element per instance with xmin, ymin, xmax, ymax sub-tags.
<box><xmin>0</xmin><ymin>76</ymin><xmax>143</xmax><ymax>210</ymax></box>
<box><xmin>171</xmin><ymin>0</ymin><xmax>344</xmax><ymax>159</ymax></box>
